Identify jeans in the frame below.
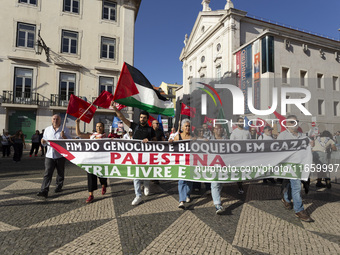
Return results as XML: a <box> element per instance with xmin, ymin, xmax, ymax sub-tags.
<box><xmin>40</xmin><ymin>157</ymin><xmax>66</xmax><ymax>192</ymax></box>
<box><xmin>2</xmin><ymin>144</ymin><xmax>10</xmax><ymax>157</ymax></box>
<box><xmin>283</xmin><ymin>179</ymin><xmax>304</xmax><ymax>213</ymax></box>
<box><xmin>13</xmin><ymin>143</ymin><xmax>23</xmax><ymax>162</ymax></box>
<box><xmin>133</xmin><ymin>179</ymin><xmax>150</xmax><ymax>197</ymax></box>
<box><xmin>211</xmin><ymin>182</ymin><xmax>222</xmax><ymax>205</ymax></box>
<box><xmin>178</xmin><ymin>180</ymin><xmax>192</xmax><ymax>202</ymax></box>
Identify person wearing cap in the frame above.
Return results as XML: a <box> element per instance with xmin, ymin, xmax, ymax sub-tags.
<box><xmin>258</xmin><ymin>126</ymin><xmax>274</xmax><ymax>140</ymax></box>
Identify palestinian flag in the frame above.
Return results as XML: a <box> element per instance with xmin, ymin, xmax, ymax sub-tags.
<box><xmin>113</xmin><ymin>62</ymin><xmax>174</xmax><ymax>116</ymax></box>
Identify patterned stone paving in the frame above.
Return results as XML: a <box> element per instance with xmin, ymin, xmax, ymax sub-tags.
<box><xmin>0</xmin><ymin>155</ymin><xmax>340</xmax><ymax>254</ymax></box>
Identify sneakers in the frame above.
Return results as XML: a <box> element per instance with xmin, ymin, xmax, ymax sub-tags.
<box><xmin>144</xmin><ymin>186</ymin><xmax>150</xmax><ymax>196</ymax></box>
<box><xmin>102</xmin><ymin>186</ymin><xmax>106</xmax><ymax>195</ymax></box>
<box><xmin>29</xmin><ymin>155</ymin><xmax>32</xmax><ymax>157</ymax></box>
<box><xmin>281</xmin><ymin>198</ymin><xmax>293</xmax><ymax>210</ymax></box>
<box><xmin>295</xmin><ymin>210</ymin><xmax>314</xmax><ymax>222</ymax></box>
<box><xmin>178</xmin><ymin>201</ymin><xmax>185</xmax><ymax>209</ymax></box>
<box><xmin>238</xmin><ymin>188</ymin><xmax>244</xmax><ymax>194</ymax></box>
<box><xmin>131</xmin><ymin>196</ymin><xmax>143</xmax><ymax>206</ymax></box>
<box><xmin>215</xmin><ymin>205</ymin><xmax>224</xmax><ymax>215</ymax></box>
<box><xmin>35</xmin><ymin>154</ymin><xmax>38</xmax><ymax>157</ymax></box>
<box><xmin>86</xmin><ymin>195</ymin><xmax>94</xmax><ymax>203</ymax></box>
<box><xmin>37</xmin><ymin>191</ymin><xmax>48</xmax><ymax>198</ymax></box>
<box><xmin>186</xmin><ymin>197</ymin><xmax>191</xmax><ymax>203</ymax></box>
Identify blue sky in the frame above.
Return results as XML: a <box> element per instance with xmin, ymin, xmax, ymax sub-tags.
<box><xmin>134</xmin><ymin>0</ymin><xmax>340</xmax><ymax>87</ymax></box>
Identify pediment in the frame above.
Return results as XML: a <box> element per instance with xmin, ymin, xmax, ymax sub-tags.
<box><xmin>184</xmin><ymin>11</ymin><xmax>225</xmax><ymax>53</ymax></box>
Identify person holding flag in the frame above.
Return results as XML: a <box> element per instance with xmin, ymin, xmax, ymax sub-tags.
<box><xmin>37</xmin><ymin>114</ymin><xmax>71</xmax><ymax>198</ymax></box>
<box><xmin>75</xmin><ymin>118</ymin><xmax>108</xmax><ymax>203</ymax></box>
<box><xmin>111</xmin><ymin>103</ymin><xmax>156</xmax><ymax>206</ymax></box>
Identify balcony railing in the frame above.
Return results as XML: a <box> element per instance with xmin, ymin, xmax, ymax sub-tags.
<box><xmin>2</xmin><ymin>90</ymin><xmax>41</xmax><ymax>105</ymax></box>
<box><xmin>51</xmin><ymin>94</ymin><xmax>87</xmax><ymax>107</ymax></box>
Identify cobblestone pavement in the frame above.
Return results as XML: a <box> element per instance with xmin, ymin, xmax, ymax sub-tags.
<box><xmin>0</xmin><ymin>152</ymin><xmax>340</xmax><ymax>255</ymax></box>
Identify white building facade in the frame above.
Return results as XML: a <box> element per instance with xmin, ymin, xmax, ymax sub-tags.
<box><xmin>180</xmin><ymin>0</ymin><xmax>340</xmax><ymax>133</ymax></box>
<box><xmin>0</xmin><ymin>0</ymin><xmax>141</xmax><ymax>139</ymax></box>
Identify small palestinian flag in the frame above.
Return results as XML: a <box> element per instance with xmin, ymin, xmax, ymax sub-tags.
<box><xmin>113</xmin><ymin>62</ymin><xmax>174</xmax><ymax>116</ymax></box>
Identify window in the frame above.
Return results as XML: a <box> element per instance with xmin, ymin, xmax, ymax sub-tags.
<box><xmin>334</xmin><ymin>101</ymin><xmax>340</xmax><ymax>116</ymax></box>
<box><xmin>333</xmin><ymin>76</ymin><xmax>339</xmax><ymax>91</ymax></box>
<box><xmin>61</xmin><ymin>30</ymin><xmax>78</xmax><ymax>54</ymax></box>
<box><xmin>216</xmin><ymin>65</ymin><xmax>221</xmax><ymax>79</ymax></box>
<box><xmin>201</xmin><ymin>56</ymin><xmax>205</xmax><ymax>63</ymax></box>
<box><xmin>18</xmin><ymin>0</ymin><xmax>37</xmax><ymax>5</ymax></box>
<box><xmin>59</xmin><ymin>72</ymin><xmax>75</xmax><ymax>103</ymax></box>
<box><xmin>102</xmin><ymin>1</ymin><xmax>116</xmax><ymax>21</ymax></box>
<box><xmin>101</xmin><ymin>37</ymin><xmax>115</xmax><ymax>59</ymax></box>
<box><xmin>300</xmin><ymin>70</ymin><xmax>307</xmax><ymax>86</ymax></box>
<box><xmin>317</xmin><ymin>73</ymin><xmax>324</xmax><ymax>89</ymax></box>
<box><xmin>99</xmin><ymin>76</ymin><xmax>114</xmax><ymax>94</ymax></box>
<box><xmin>16</xmin><ymin>23</ymin><xmax>35</xmax><ymax>48</ymax></box>
<box><xmin>14</xmin><ymin>68</ymin><xmax>33</xmax><ymax>101</ymax></box>
<box><xmin>63</xmin><ymin>0</ymin><xmax>79</xmax><ymax>14</ymax></box>
<box><xmin>261</xmin><ymin>35</ymin><xmax>274</xmax><ymax>73</ymax></box>
<box><xmin>318</xmin><ymin>99</ymin><xmax>324</xmax><ymax>115</ymax></box>
<box><xmin>282</xmin><ymin>67</ymin><xmax>289</xmax><ymax>84</ymax></box>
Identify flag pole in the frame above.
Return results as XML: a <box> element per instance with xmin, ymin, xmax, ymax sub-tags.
<box><xmin>78</xmin><ymin>103</ymin><xmax>94</xmax><ymax>120</ymax></box>
<box><xmin>62</xmin><ymin>113</ymin><xmax>68</xmax><ymax>132</ymax></box>
<box><xmin>177</xmin><ymin>114</ymin><xmax>182</xmax><ymax>133</ymax></box>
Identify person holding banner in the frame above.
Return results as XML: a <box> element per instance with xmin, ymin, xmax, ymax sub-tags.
<box><xmin>75</xmin><ymin>118</ymin><xmax>108</xmax><ymax>203</ymax></box>
<box><xmin>277</xmin><ymin>115</ymin><xmax>314</xmax><ymax>222</ymax></box>
<box><xmin>37</xmin><ymin>114</ymin><xmax>71</xmax><ymax>198</ymax></box>
<box><xmin>111</xmin><ymin>103</ymin><xmax>156</xmax><ymax>206</ymax></box>
<box><xmin>230</xmin><ymin>117</ymin><xmax>250</xmax><ymax>194</ymax></box>
<box><xmin>173</xmin><ymin>118</ymin><xmax>193</xmax><ymax>209</ymax></box>
<box><xmin>210</xmin><ymin>124</ymin><xmax>227</xmax><ymax>214</ymax></box>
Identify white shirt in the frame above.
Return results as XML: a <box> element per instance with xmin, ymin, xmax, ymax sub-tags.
<box><xmin>123</xmin><ymin>133</ymin><xmax>133</xmax><ymax>140</ymax></box>
<box><xmin>258</xmin><ymin>133</ymin><xmax>274</xmax><ymax>140</ymax></box>
<box><xmin>277</xmin><ymin>130</ymin><xmax>306</xmax><ymax>140</ymax></box>
<box><xmin>43</xmin><ymin>125</ymin><xmax>71</xmax><ymax>159</ymax></box>
<box><xmin>230</xmin><ymin>128</ymin><xmax>251</xmax><ymax>140</ymax></box>
<box><xmin>168</xmin><ymin>132</ymin><xmax>178</xmax><ymax>141</ymax></box>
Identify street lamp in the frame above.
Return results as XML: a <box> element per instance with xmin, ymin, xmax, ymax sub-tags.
<box><xmin>35</xmin><ymin>30</ymin><xmax>50</xmax><ymax>62</ymax></box>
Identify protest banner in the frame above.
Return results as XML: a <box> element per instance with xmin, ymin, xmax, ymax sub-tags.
<box><xmin>49</xmin><ymin>139</ymin><xmax>313</xmax><ymax>182</ymax></box>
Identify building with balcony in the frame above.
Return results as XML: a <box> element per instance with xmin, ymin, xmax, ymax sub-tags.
<box><xmin>179</xmin><ymin>0</ymin><xmax>340</xmax><ymax>133</ymax></box>
<box><xmin>0</xmin><ymin>0</ymin><xmax>141</xmax><ymax>139</ymax></box>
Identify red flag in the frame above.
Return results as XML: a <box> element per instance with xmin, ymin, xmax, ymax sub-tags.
<box><xmin>250</xmin><ymin>118</ymin><xmax>270</xmax><ymax>134</ymax></box>
<box><xmin>181</xmin><ymin>103</ymin><xmax>196</xmax><ymax>118</ymax></box>
<box><xmin>148</xmin><ymin>115</ymin><xmax>156</xmax><ymax>126</ymax></box>
<box><xmin>204</xmin><ymin>116</ymin><xmax>215</xmax><ymax>130</ymax></box>
<box><xmin>67</xmin><ymin>94</ymin><xmax>96</xmax><ymax>123</ymax></box>
<box><xmin>93</xmin><ymin>91</ymin><xmax>114</xmax><ymax>109</ymax></box>
<box><xmin>272</xmin><ymin>109</ymin><xmax>287</xmax><ymax>132</ymax></box>
<box><xmin>114</xmin><ymin>102</ymin><xmax>127</xmax><ymax>111</ymax></box>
